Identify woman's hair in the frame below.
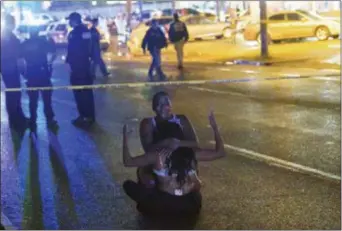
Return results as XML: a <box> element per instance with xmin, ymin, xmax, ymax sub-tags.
<box><xmin>155</xmin><ymin>120</ymin><xmax>197</xmax><ymax>186</ymax></box>
<box><xmin>152</xmin><ymin>91</ymin><xmax>169</xmax><ymax>112</ymax></box>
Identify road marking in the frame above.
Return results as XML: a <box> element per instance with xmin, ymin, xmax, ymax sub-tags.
<box><xmin>1</xmin><ymin>212</ymin><xmax>17</xmax><ymax>230</ymax></box>
<box><xmin>210</xmin><ymin>141</ymin><xmax>341</xmax><ymax>182</ymax></box>
<box><xmin>188</xmin><ymin>86</ymin><xmax>245</xmax><ymax>97</ymax></box>
<box><xmin>312</xmin><ymin>76</ymin><xmax>340</xmax><ymax>82</ymax></box>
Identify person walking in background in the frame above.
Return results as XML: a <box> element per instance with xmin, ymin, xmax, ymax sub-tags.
<box><xmin>66</xmin><ymin>12</ymin><xmax>95</xmax><ymax>127</ymax></box>
<box><xmin>0</xmin><ymin>14</ymin><xmax>28</xmax><ymax>129</ymax></box>
<box><xmin>90</xmin><ymin>18</ymin><xmax>110</xmax><ymax>79</ymax></box>
<box><xmin>21</xmin><ymin>26</ymin><xmax>57</xmax><ymax>129</ymax></box>
<box><xmin>142</xmin><ymin>19</ymin><xmax>168</xmax><ymax>80</ymax></box>
<box><xmin>168</xmin><ymin>13</ymin><xmax>189</xmax><ymax>70</ymax></box>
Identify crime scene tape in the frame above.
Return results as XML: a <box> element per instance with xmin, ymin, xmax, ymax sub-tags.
<box><xmin>1</xmin><ymin>73</ymin><xmax>338</xmax><ymax>92</ymax></box>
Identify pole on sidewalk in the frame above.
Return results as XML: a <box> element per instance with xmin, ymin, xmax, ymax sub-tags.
<box><xmin>138</xmin><ymin>0</ymin><xmax>143</xmax><ymax>21</ymax></box>
<box><xmin>172</xmin><ymin>0</ymin><xmax>176</xmax><ymax>13</ymax></box>
<box><xmin>259</xmin><ymin>0</ymin><xmax>269</xmax><ymax>59</ymax></box>
<box><xmin>216</xmin><ymin>0</ymin><xmax>220</xmax><ymax>22</ymax></box>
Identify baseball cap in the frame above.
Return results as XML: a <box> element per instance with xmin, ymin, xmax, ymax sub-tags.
<box><xmin>66</xmin><ymin>12</ymin><xmax>82</xmax><ymax>22</ymax></box>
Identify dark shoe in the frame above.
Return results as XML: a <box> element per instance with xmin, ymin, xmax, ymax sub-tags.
<box><xmin>29</xmin><ymin>119</ymin><xmax>37</xmax><ymax>132</ymax></box>
<box><xmin>177</xmin><ymin>65</ymin><xmax>183</xmax><ymax>70</ymax></box>
<box><xmin>47</xmin><ymin>119</ymin><xmax>58</xmax><ymax>127</ymax></box>
<box><xmin>71</xmin><ymin>116</ymin><xmax>85</xmax><ymax>126</ymax></box>
<box><xmin>103</xmin><ymin>72</ymin><xmax>111</xmax><ymax>78</ymax></box>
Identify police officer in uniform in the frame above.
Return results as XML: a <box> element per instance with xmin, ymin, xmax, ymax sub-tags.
<box><xmin>66</xmin><ymin>12</ymin><xmax>95</xmax><ymax>127</ymax></box>
<box><xmin>21</xmin><ymin>26</ymin><xmax>57</xmax><ymax>128</ymax></box>
<box><xmin>90</xmin><ymin>18</ymin><xmax>110</xmax><ymax>79</ymax></box>
<box><xmin>0</xmin><ymin>14</ymin><xmax>28</xmax><ymax>129</ymax></box>
<box><xmin>168</xmin><ymin>13</ymin><xmax>189</xmax><ymax>70</ymax></box>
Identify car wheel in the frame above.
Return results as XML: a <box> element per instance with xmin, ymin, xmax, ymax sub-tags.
<box><xmin>315</xmin><ymin>26</ymin><xmax>330</xmax><ymax>41</ymax></box>
<box><xmin>257</xmin><ymin>33</ymin><xmax>272</xmax><ymax>44</ymax></box>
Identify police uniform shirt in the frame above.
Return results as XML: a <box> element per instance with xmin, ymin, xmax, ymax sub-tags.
<box><xmin>66</xmin><ymin>24</ymin><xmax>92</xmax><ymax>69</ymax></box>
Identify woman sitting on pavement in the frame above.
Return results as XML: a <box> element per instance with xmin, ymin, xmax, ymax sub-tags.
<box><xmin>122</xmin><ymin>110</ymin><xmax>226</xmax><ymax>216</ymax></box>
<box><xmin>137</xmin><ymin>91</ymin><xmax>199</xmax><ymax>189</ymax></box>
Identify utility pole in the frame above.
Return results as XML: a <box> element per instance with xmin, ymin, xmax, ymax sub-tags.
<box><xmin>126</xmin><ymin>0</ymin><xmax>132</xmax><ymax>29</ymax></box>
<box><xmin>216</xmin><ymin>0</ymin><xmax>220</xmax><ymax>22</ymax></box>
<box><xmin>172</xmin><ymin>0</ymin><xmax>176</xmax><ymax>13</ymax></box>
<box><xmin>259</xmin><ymin>0</ymin><xmax>268</xmax><ymax>59</ymax></box>
<box><xmin>138</xmin><ymin>0</ymin><xmax>143</xmax><ymax>21</ymax></box>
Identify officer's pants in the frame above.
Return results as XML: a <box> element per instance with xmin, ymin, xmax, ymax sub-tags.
<box><xmin>174</xmin><ymin>39</ymin><xmax>185</xmax><ymax>67</ymax></box>
<box><xmin>148</xmin><ymin>49</ymin><xmax>164</xmax><ymax>79</ymax></box>
<box><xmin>26</xmin><ymin>80</ymin><xmax>54</xmax><ymax>121</ymax></box>
<box><xmin>1</xmin><ymin>72</ymin><xmax>26</xmax><ymax>126</ymax></box>
<box><xmin>70</xmin><ymin>73</ymin><xmax>95</xmax><ymax>120</ymax></box>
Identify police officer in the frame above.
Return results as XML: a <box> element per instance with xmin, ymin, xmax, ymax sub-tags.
<box><xmin>90</xmin><ymin>18</ymin><xmax>110</xmax><ymax>79</ymax></box>
<box><xmin>141</xmin><ymin>19</ymin><xmax>168</xmax><ymax>80</ymax></box>
<box><xmin>66</xmin><ymin>12</ymin><xmax>95</xmax><ymax>127</ymax></box>
<box><xmin>168</xmin><ymin>13</ymin><xmax>189</xmax><ymax>70</ymax></box>
<box><xmin>21</xmin><ymin>26</ymin><xmax>57</xmax><ymax>128</ymax></box>
<box><xmin>0</xmin><ymin>14</ymin><xmax>28</xmax><ymax>129</ymax></box>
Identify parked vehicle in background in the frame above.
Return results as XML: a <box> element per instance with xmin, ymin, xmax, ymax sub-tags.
<box><xmin>127</xmin><ymin>16</ymin><xmax>173</xmax><ymax>53</ymax></box>
<box><xmin>47</xmin><ymin>21</ymin><xmax>70</xmax><ymax>45</ymax></box>
<box><xmin>127</xmin><ymin>14</ymin><xmax>229</xmax><ymax>54</ymax></box>
<box><xmin>244</xmin><ymin>10</ymin><xmax>340</xmax><ymax>43</ymax></box>
<box><xmin>15</xmin><ymin>24</ymin><xmax>50</xmax><ymax>42</ymax></box>
<box><xmin>319</xmin><ymin>10</ymin><xmax>340</xmax><ymax>22</ymax></box>
<box><xmin>84</xmin><ymin>18</ymin><xmax>111</xmax><ymax>50</ymax></box>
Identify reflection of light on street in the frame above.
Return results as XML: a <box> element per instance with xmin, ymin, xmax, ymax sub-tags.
<box><xmin>284</xmin><ymin>73</ymin><xmax>300</xmax><ymax>77</ymax></box>
<box><xmin>244</xmin><ymin>70</ymin><xmax>258</xmax><ymax>74</ymax></box>
<box><xmin>323</xmin><ymin>55</ymin><xmax>340</xmax><ymax>65</ymax></box>
<box><xmin>225</xmin><ymin>61</ymin><xmax>234</xmax><ymax>65</ymax></box>
<box><xmin>107</xmin><ymin>65</ymin><xmax>117</xmax><ymax>70</ymax></box>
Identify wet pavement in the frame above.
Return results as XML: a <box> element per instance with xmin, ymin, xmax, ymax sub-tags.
<box><xmin>1</xmin><ymin>56</ymin><xmax>341</xmax><ymax>229</ymax></box>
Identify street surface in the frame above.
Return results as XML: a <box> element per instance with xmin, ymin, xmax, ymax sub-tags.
<box><xmin>1</xmin><ymin>38</ymin><xmax>341</xmax><ymax>229</ymax></box>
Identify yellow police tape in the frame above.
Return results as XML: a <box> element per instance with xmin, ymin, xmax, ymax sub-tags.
<box><xmin>1</xmin><ymin>74</ymin><xmax>332</xmax><ymax>92</ymax></box>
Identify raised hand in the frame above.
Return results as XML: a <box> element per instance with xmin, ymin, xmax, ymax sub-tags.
<box><xmin>208</xmin><ymin>110</ymin><xmax>218</xmax><ymax>130</ymax></box>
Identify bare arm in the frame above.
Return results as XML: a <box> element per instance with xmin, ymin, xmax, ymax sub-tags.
<box><xmin>123</xmin><ymin>125</ymin><xmax>156</xmax><ymax>167</ymax></box>
<box><xmin>194</xmin><ymin>112</ymin><xmax>226</xmax><ymax>162</ymax></box>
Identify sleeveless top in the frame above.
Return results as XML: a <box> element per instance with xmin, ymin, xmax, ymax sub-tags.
<box><xmin>151</xmin><ymin>115</ymin><xmax>197</xmax><ymax>196</ymax></box>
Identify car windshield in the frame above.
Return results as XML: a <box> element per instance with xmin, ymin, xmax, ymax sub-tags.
<box><xmin>297</xmin><ymin>10</ymin><xmax>323</xmax><ymax>20</ymax></box>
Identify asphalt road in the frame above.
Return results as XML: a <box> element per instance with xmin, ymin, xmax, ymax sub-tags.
<box><xmin>1</xmin><ymin>51</ymin><xmax>341</xmax><ymax>229</ymax></box>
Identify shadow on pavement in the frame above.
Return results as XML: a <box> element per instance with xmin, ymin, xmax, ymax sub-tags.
<box><xmin>22</xmin><ymin>133</ymin><xmax>44</xmax><ymax>229</ymax></box>
<box><xmin>47</xmin><ymin>128</ymin><xmax>79</xmax><ymax>229</ymax></box>
<box><xmin>10</xmin><ymin>126</ymin><xmax>27</xmax><ymax>161</ymax></box>
<box><xmin>138</xmin><ymin>214</ymin><xmax>199</xmax><ymax>230</ymax></box>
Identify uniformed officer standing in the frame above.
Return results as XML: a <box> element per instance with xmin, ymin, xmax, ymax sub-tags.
<box><xmin>168</xmin><ymin>13</ymin><xmax>189</xmax><ymax>70</ymax></box>
<box><xmin>0</xmin><ymin>14</ymin><xmax>28</xmax><ymax>129</ymax></box>
<box><xmin>66</xmin><ymin>12</ymin><xmax>95</xmax><ymax>127</ymax></box>
<box><xmin>90</xmin><ymin>18</ymin><xmax>110</xmax><ymax>79</ymax></box>
<box><xmin>21</xmin><ymin>26</ymin><xmax>57</xmax><ymax>128</ymax></box>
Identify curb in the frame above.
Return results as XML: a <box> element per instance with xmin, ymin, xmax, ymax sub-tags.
<box><xmin>227</xmin><ymin>58</ymin><xmax>310</xmax><ymax>66</ymax></box>
<box><xmin>1</xmin><ymin>213</ymin><xmax>17</xmax><ymax>230</ymax></box>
